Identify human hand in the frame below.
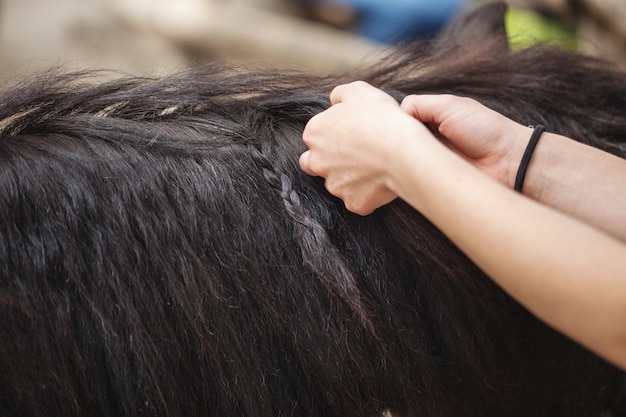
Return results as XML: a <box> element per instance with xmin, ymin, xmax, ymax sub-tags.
<box><xmin>401</xmin><ymin>95</ymin><xmax>530</xmax><ymax>188</ymax></box>
<box><xmin>300</xmin><ymin>81</ymin><xmax>427</xmax><ymax>215</ymax></box>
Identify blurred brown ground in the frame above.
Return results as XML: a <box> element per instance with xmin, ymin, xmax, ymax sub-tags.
<box><xmin>1</xmin><ymin>0</ymin><xmax>625</xmax><ymax>84</ymax></box>
<box><xmin>0</xmin><ymin>0</ymin><xmax>385</xmax><ymax>82</ymax></box>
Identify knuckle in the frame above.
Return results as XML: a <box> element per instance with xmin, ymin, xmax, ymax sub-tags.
<box><xmin>324</xmin><ymin>177</ymin><xmax>340</xmax><ymax>195</ymax></box>
<box><xmin>344</xmin><ymin>199</ymin><xmax>358</xmax><ymax>212</ymax></box>
<box><xmin>346</xmin><ymin>80</ymin><xmax>373</xmax><ymax>96</ymax></box>
<box><xmin>403</xmin><ymin>94</ymin><xmax>418</xmax><ymax>103</ymax></box>
<box><xmin>344</xmin><ymin>200</ymin><xmax>369</xmax><ymax>216</ymax></box>
<box><xmin>350</xmin><ymin>80</ymin><xmax>370</xmax><ymax>89</ymax></box>
<box><xmin>302</xmin><ymin>116</ymin><xmax>323</xmax><ymax>144</ymax></box>
<box><xmin>440</xmin><ymin>94</ymin><xmax>458</xmax><ymax>104</ymax></box>
<box><xmin>307</xmin><ymin>153</ymin><xmax>326</xmax><ymax>176</ymax></box>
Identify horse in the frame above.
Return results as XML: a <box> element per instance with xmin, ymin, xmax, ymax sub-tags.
<box><xmin>0</xmin><ymin>2</ymin><xmax>624</xmax><ymax>416</ymax></box>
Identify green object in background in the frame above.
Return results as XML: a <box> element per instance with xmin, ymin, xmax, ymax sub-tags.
<box><xmin>505</xmin><ymin>7</ymin><xmax>578</xmax><ymax>50</ymax></box>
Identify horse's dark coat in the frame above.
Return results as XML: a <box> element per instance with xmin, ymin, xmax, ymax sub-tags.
<box><xmin>0</xmin><ymin>3</ymin><xmax>625</xmax><ymax>417</ymax></box>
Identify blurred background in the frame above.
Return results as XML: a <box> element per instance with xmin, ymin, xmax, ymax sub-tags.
<box><xmin>0</xmin><ymin>0</ymin><xmax>625</xmax><ymax>83</ymax></box>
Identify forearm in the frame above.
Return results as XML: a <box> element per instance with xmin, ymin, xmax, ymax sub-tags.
<box><xmin>402</xmin><ymin>94</ymin><xmax>626</xmax><ymax>242</ymax></box>
<box><xmin>302</xmin><ymin>85</ymin><xmax>626</xmax><ymax>369</ymax></box>
<box><xmin>509</xmin><ymin>128</ymin><xmax>626</xmax><ymax>242</ymax></box>
<box><xmin>390</xmin><ymin>137</ymin><xmax>626</xmax><ymax>370</ymax></box>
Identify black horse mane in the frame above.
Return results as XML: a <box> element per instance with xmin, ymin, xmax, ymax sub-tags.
<box><xmin>1</xmin><ymin>3</ymin><xmax>625</xmax><ymax>417</ymax></box>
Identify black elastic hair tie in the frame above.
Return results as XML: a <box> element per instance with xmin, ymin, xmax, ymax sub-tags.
<box><xmin>514</xmin><ymin>124</ymin><xmax>546</xmax><ymax>193</ymax></box>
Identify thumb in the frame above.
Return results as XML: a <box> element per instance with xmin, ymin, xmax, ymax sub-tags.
<box><xmin>329</xmin><ymin>81</ymin><xmax>375</xmax><ymax>105</ymax></box>
<box><xmin>329</xmin><ymin>83</ymin><xmax>350</xmax><ymax>105</ymax></box>
<box><xmin>401</xmin><ymin>94</ymin><xmax>450</xmax><ymax>125</ymax></box>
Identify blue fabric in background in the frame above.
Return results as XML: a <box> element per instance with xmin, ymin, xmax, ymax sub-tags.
<box><xmin>313</xmin><ymin>0</ymin><xmax>466</xmax><ymax>43</ymax></box>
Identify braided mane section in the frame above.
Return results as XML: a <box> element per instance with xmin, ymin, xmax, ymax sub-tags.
<box><xmin>247</xmin><ymin>137</ymin><xmax>375</xmax><ymax>331</ymax></box>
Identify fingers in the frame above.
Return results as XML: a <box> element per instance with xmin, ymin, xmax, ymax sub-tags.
<box><xmin>329</xmin><ymin>80</ymin><xmax>388</xmax><ymax>105</ymax></box>
<box><xmin>298</xmin><ymin>150</ymin><xmax>316</xmax><ymax>176</ymax></box>
<box><xmin>344</xmin><ymin>201</ymin><xmax>375</xmax><ymax>217</ymax></box>
<box><xmin>401</xmin><ymin>94</ymin><xmax>457</xmax><ymax>124</ymax></box>
<box><xmin>300</xmin><ymin>81</ymin><xmax>402</xmax><ymax>216</ymax></box>
<box><xmin>329</xmin><ymin>84</ymin><xmax>347</xmax><ymax>106</ymax></box>
<box><xmin>330</xmin><ymin>81</ymin><xmax>368</xmax><ymax>105</ymax></box>
<box><xmin>300</xmin><ymin>148</ymin><xmax>388</xmax><ymax>216</ymax></box>
<box><xmin>302</xmin><ymin>80</ymin><xmax>391</xmax><ymax>178</ymax></box>
<box><xmin>300</xmin><ymin>110</ymin><xmax>327</xmax><ymax>177</ymax></box>
<box><xmin>402</xmin><ymin>94</ymin><xmax>493</xmax><ymax>127</ymax></box>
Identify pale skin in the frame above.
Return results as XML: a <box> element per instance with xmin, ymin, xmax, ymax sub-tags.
<box><xmin>300</xmin><ymin>81</ymin><xmax>626</xmax><ymax>371</ymax></box>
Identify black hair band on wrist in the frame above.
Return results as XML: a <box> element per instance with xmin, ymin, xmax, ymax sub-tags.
<box><xmin>514</xmin><ymin>124</ymin><xmax>546</xmax><ymax>193</ymax></box>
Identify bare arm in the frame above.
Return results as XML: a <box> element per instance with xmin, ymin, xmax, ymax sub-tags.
<box><xmin>391</xmin><ymin>129</ymin><xmax>626</xmax><ymax>371</ymax></box>
<box><xmin>402</xmin><ymin>94</ymin><xmax>626</xmax><ymax>242</ymax></box>
<box><xmin>519</xmin><ymin>132</ymin><xmax>626</xmax><ymax>242</ymax></box>
<box><xmin>300</xmin><ymin>82</ymin><xmax>626</xmax><ymax>370</ymax></box>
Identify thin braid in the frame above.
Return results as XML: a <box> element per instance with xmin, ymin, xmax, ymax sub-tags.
<box><xmin>248</xmin><ymin>141</ymin><xmax>374</xmax><ymax>331</ymax></box>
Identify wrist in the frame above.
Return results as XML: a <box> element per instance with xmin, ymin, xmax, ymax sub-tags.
<box><xmin>386</xmin><ymin>127</ymin><xmax>458</xmax><ymax>214</ymax></box>
<box><xmin>506</xmin><ymin>124</ymin><xmax>540</xmax><ymax>191</ymax></box>
<box><xmin>516</xmin><ymin>131</ymin><xmax>586</xmax><ymax>204</ymax></box>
